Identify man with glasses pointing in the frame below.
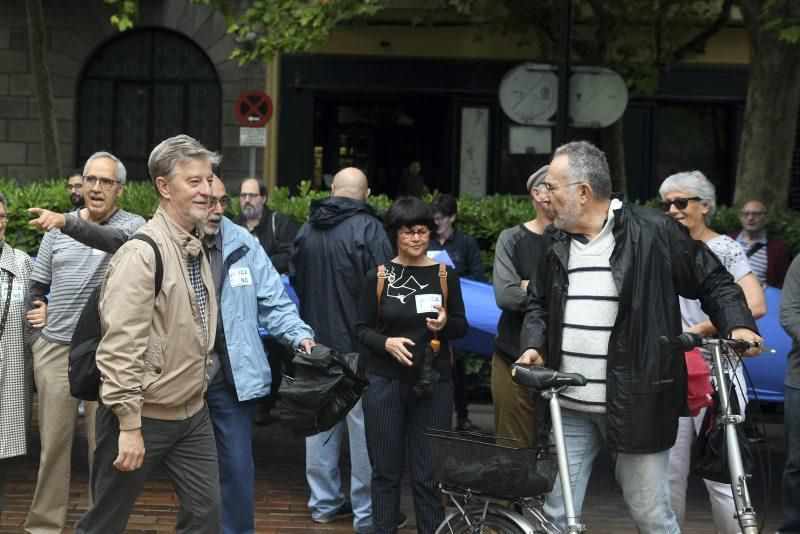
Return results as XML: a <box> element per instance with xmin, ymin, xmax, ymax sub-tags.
<box><xmin>24</xmin><ymin>152</ymin><xmax>144</xmax><ymax>533</ymax></box>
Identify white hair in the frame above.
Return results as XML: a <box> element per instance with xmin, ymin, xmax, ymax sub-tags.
<box><xmin>659</xmin><ymin>170</ymin><xmax>717</xmax><ymax>224</ymax></box>
<box><xmin>83</xmin><ymin>151</ymin><xmax>127</xmax><ymax>184</ymax></box>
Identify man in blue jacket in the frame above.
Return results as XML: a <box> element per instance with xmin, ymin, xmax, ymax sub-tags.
<box><xmin>203</xmin><ymin>176</ymin><xmax>315</xmax><ymax>534</ymax></box>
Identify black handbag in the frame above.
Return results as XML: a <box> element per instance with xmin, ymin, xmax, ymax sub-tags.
<box><xmin>690</xmin><ymin>384</ymin><xmax>753</xmax><ymax>484</ymax></box>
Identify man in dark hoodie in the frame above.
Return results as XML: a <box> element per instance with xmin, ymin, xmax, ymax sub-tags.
<box><xmin>292</xmin><ymin>167</ymin><xmax>394</xmax><ymax>533</ymax></box>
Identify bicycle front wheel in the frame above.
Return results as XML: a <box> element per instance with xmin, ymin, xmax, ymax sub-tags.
<box><xmin>436</xmin><ymin>511</ymin><xmax>531</xmax><ymax>534</ymax></box>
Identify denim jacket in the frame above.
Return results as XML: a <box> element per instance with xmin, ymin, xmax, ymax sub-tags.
<box><xmin>219</xmin><ymin>217</ymin><xmax>314</xmax><ymax>401</ymax></box>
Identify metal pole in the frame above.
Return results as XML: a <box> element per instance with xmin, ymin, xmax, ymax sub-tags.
<box><xmin>249</xmin><ymin>147</ymin><xmax>256</xmax><ymax>178</ymax></box>
<box><xmin>555</xmin><ymin>0</ymin><xmax>572</xmax><ymax>146</ymax></box>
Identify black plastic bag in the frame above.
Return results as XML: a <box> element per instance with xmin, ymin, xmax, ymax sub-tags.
<box><xmin>279</xmin><ymin>344</ymin><xmax>369</xmax><ymax>437</ymax></box>
<box><xmin>691</xmin><ymin>385</ymin><xmax>753</xmax><ymax>484</ymax></box>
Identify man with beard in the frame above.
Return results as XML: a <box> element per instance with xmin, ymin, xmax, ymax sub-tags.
<box><xmin>76</xmin><ymin>135</ymin><xmax>219</xmax><ymax>532</ymax></box>
<box><xmin>234</xmin><ymin>177</ymin><xmax>296</xmax><ymax>274</ymax></box>
<box><xmin>490</xmin><ymin>165</ymin><xmax>553</xmax><ymax>446</ymax></box>
<box><xmin>67</xmin><ymin>169</ymin><xmax>85</xmax><ymax>207</ymax></box>
<box><xmin>201</xmin><ymin>175</ymin><xmax>314</xmax><ymax>533</ymax></box>
<box><xmin>517</xmin><ymin>141</ymin><xmax>761</xmax><ymax>532</ymax></box>
<box><xmin>292</xmin><ymin>167</ymin><xmax>394</xmax><ymax>532</ymax></box>
<box><xmin>24</xmin><ymin>152</ymin><xmax>145</xmax><ymax>534</ymax></box>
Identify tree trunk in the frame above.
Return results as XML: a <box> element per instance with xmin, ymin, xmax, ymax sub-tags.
<box><xmin>600</xmin><ymin>117</ymin><xmax>627</xmax><ymax>196</ymax></box>
<box><xmin>24</xmin><ymin>0</ymin><xmax>62</xmax><ymax>180</ymax></box>
<box><xmin>734</xmin><ymin>0</ymin><xmax>800</xmax><ymax>208</ymax></box>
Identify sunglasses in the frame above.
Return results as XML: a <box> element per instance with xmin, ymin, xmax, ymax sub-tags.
<box><xmin>658</xmin><ymin>197</ymin><xmax>702</xmax><ymax>212</ymax></box>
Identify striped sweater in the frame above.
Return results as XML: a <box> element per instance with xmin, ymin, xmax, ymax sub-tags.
<box><xmin>559</xmin><ymin>199</ymin><xmax>621</xmax><ymax>413</ymax></box>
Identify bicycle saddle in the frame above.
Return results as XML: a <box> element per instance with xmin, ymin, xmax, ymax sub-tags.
<box><xmin>511</xmin><ymin>365</ymin><xmax>587</xmax><ymax>391</ymax></box>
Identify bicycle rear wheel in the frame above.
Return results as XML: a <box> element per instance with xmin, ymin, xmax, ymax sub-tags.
<box><xmin>436</xmin><ymin>511</ymin><xmax>530</xmax><ymax>534</ymax></box>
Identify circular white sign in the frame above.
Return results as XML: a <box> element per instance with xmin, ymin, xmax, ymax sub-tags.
<box><xmin>569</xmin><ymin>69</ymin><xmax>629</xmax><ymax>128</ymax></box>
<box><xmin>498</xmin><ymin>65</ymin><xmax>558</xmax><ymax>125</ymax></box>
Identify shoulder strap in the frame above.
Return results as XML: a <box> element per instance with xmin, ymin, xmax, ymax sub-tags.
<box><xmin>272</xmin><ymin>211</ymin><xmax>277</xmax><ymax>237</ymax></box>
<box><xmin>130</xmin><ymin>234</ymin><xmax>163</xmax><ymax>297</ymax></box>
<box><xmin>745</xmin><ymin>242</ymin><xmax>765</xmax><ymax>258</ymax></box>
<box><xmin>376</xmin><ymin>264</ymin><xmax>387</xmax><ymax>323</ymax></box>
<box><xmin>438</xmin><ymin>263</ymin><xmax>448</xmax><ymax>311</ymax></box>
<box><xmin>0</xmin><ymin>271</ymin><xmax>13</xmax><ymax>339</ymax></box>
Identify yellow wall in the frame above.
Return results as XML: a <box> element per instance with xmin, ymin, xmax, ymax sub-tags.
<box><xmin>313</xmin><ymin>24</ymin><xmax>749</xmax><ymax>66</ymax></box>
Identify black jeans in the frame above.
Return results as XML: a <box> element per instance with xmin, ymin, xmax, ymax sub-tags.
<box><xmin>452</xmin><ymin>351</ymin><xmax>470</xmax><ymax>420</ymax></box>
<box><xmin>362</xmin><ymin>374</ymin><xmax>453</xmax><ymax>534</ymax></box>
<box><xmin>76</xmin><ymin>403</ymin><xmax>220</xmax><ymax>534</ymax></box>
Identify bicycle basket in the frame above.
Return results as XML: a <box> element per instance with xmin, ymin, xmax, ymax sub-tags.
<box><xmin>424</xmin><ymin>429</ymin><xmax>557</xmax><ymax>500</ymax></box>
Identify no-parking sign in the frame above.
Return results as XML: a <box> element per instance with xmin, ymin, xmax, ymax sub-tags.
<box><xmin>234</xmin><ymin>89</ymin><xmax>273</xmax><ymax>128</ymax></box>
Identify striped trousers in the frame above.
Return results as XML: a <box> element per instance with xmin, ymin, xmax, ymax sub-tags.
<box><xmin>362</xmin><ymin>374</ymin><xmax>453</xmax><ymax>534</ymax></box>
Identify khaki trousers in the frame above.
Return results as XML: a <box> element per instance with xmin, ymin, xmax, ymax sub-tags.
<box><xmin>25</xmin><ymin>338</ymin><xmax>97</xmax><ymax>534</ymax></box>
<box><xmin>490</xmin><ymin>354</ymin><xmax>535</xmax><ymax>446</ymax></box>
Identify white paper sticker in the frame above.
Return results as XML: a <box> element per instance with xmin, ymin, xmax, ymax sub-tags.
<box><xmin>92</xmin><ymin>247</ymin><xmax>107</xmax><ymax>256</ymax></box>
<box><xmin>0</xmin><ymin>281</ymin><xmax>24</xmax><ymax>301</ymax></box>
<box><xmin>229</xmin><ymin>267</ymin><xmax>253</xmax><ymax>287</ymax></box>
<box><xmin>415</xmin><ymin>293</ymin><xmax>442</xmax><ymax>314</ymax></box>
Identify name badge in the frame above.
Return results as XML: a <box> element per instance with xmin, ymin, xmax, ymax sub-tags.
<box><xmin>0</xmin><ymin>281</ymin><xmax>24</xmax><ymax>302</ymax></box>
<box><xmin>229</xmin><ymin>267</ymin><xmax>253</xmax><ymax>287</ymax></box>
<box><xmin>415</xmin><ymin>293</ymin><xmax>442</xmax><ymax>314</ymax></box>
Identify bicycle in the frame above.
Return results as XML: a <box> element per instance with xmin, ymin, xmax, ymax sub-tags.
<box><xmin>659</xmin><ymin>333</ymin><xmax>770</xmax><ymax>534</ymax></box>
<box><xmin>427</xmin><ymin>365</ymin><xmax>588</xmax><ymax>533</ymax></box>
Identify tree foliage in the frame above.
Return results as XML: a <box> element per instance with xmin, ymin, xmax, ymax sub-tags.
<box><xmin>442</xmin><ymin>0</ymin><xmax>733</xmax><ymax>96</ymax></box>
<box><xmin>104</xmin><ymin>0</ymin><xmax>388</xmax><ymax>64</ymax></box>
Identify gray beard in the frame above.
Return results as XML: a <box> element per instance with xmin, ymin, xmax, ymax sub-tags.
<box><xmin>553</xmin><ymin>196</ymin><xmax>582</xmax><ymax>231</ymax></box>
<box><xmin>242</xmin><ymin>204</ymin><xmax>262</xmax><ymax>220</ymax></box>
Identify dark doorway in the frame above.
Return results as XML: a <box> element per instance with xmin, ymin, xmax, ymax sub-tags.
<box><xmin>313</xmin><ymin>98</ymin><xmax>450</xmax><ymax>197</ymax></box>
<box><xmin>77</xmin><ymin>29</ymin><xmax>221</xmax><ymax>180</ymax></box>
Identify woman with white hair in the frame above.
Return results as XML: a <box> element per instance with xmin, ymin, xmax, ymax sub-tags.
<box><xmin>0</xmin><ymin>191</ymin><xmax>34</xmax><ymax>513</ymax></box>
<box><xmin>659</xmin><ymin>171</ymin><xmax>765</xmax><ymax>533</ymax></box>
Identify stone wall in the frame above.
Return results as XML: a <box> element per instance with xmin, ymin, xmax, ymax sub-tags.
<box><xmin>0</xmin><ymin>0</ymin><xmax>264</xmax><ymax>184</ymax></box>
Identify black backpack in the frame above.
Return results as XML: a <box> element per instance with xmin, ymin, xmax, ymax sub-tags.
<box><xmin>68</xmin><ymin>234</ymin><xmax>163</xmax><ymax>401</ymax></box>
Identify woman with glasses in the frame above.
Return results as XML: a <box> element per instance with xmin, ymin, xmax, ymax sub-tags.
<box><xmin>659</xmin><ymin>171</ymin><xmax>765</xmax><ymax>533</ymax></box>
<box><xmin>354</xmin><ymin>197</ymin><xmax>468</xmax><ymax>533</ymax></box>
<box><xmin>0</xmin><ymin>191</ymin><xmax>34</xmax><ymax>513</ymax></box>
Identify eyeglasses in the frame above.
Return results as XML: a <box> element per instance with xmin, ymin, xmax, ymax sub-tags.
<box><xmin>212</xmin><ymin>196</ymin><xmax>230</xmax><ymax>209</ymax></box>
<box><xmin>658</xmin><ymin>197</ymin><xmax>702</xmax><ymax>212</ymax></box>
<box><xmin>240</xmin><ymin>193</ymin><xmax>262</xmax><ymax>200</ymax></box>
<box><xmin>84</xmin><ymin>175</ymin><xmax>121</xmax><ymax>190</ymax></box>
<box><xmin>67</xmin><ymin>183</ymin><xmax>84</xmax><ymax>191</ymax></box>
<box><xmin>0</xmin><ymin>213</ymin><xmax>7</xmax><ymax>222</ymax></box>
<box><xmin>399</xmin><ymin>228</ymin><xmax>431</xmax><ymax>239</ymax></box>
<box><xmin>739</xmin><ymin>210</ymin><xmax>765</xmax><ymax>218</ymax></box>
<box><xmin>540</xmin><ymin>181</ymin><xmax>586</xmax><ymax>192</ymax></box>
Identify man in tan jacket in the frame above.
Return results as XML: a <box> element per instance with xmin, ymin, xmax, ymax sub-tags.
<box><xmin>76</xmin><ymin>135</ymin><xmax>221</xmax><ymax>533</ymax></box>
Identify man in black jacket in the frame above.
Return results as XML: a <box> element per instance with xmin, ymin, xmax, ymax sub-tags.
<box><xmin>517</xmin><ymin>141</ymin><xmax>761</xmax><ymax>532</ymax></box>
<box><xmin>234</xmin><ymin>177</ymin><xmax>296</xmax><ymax>274</ymax></box>
<box><xmin>292</xmin><ymin>168</ymin><xmax>393</xmax><ymax>532</ymax></box>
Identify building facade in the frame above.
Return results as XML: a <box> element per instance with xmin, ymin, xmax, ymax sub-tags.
<box><xmin>1</xmin><ymin>0</ymin><xmax>797</xmax><ymax>205</ymax></box>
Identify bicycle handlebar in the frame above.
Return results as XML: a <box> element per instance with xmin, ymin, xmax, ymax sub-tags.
<box><xmin>657</xmin><ymin>333</ymin><xmax>769</xmax><ymax>353</ymax></box>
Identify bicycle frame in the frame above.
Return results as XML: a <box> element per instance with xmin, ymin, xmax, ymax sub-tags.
<box><xmin>708</xmin><ymin>341</ymin><xmax>759</xmax><ymax>534</ymax></box>
<box><xmin>541</xmin><ymin>385</ymin><xmax>587</xmax><ymax>533</ymax></box>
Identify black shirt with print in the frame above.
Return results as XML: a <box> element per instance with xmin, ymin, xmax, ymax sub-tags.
<box><xmin>354</xmin><ymin>262</ymin><xmax>468</xmax><ymax>383</ymax></box>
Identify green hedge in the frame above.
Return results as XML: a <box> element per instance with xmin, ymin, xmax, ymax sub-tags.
<box><xmin>5</xmin><ymin>178</ymin><xmax>797</xmax><ymax>396</ymax></box>
<box><xmin>4</xmin><ymin>178</ymin><xmax>800</xmax><ymax>268</ymax></box>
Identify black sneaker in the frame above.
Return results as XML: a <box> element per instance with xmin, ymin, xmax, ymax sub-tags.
<box><xmin>356</xmin><ymin>511</ymin><xmax>408</xmax><ymax>533</ymax></box>
<box><xmin>313</xmin><ymin>502</ymin><xmax>354</xmax><ymax>524</ymax></box>
<box><xmin>397</xmin><ymin>511</ymin><xmax>408</xmax><ymax>529</ymax></box>
<box><xmin>456</xmin><ymin>417</ymin><xmax>481</xmax><ymax>432</ymax></box>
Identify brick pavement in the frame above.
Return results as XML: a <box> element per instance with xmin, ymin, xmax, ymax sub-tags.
<box><xmin>0</xmin><ymin>401</ymin><xmax>785</xmax><ymax>533</ymax></box>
